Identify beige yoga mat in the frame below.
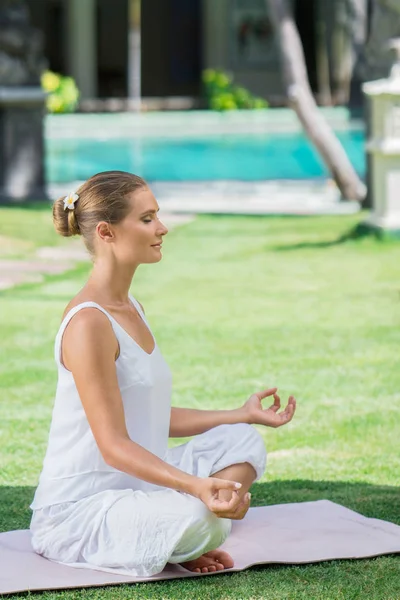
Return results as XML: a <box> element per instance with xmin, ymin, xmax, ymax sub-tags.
<box><xmin>1</xmin><ymin>500</ymin><xmax>400</xmax><ymax>595</ymax></box>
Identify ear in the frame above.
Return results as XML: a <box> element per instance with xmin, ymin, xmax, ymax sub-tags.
<box><xmin>96</xmin><ymin>221</ymin><xmax>115</xmax><ymax>243</ymax></box>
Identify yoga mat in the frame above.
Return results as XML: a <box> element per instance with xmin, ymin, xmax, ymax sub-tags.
<box><xmin>1</xmin><ymin>500</ymin><xmax>400</xmax><ymax>595</ymax></box>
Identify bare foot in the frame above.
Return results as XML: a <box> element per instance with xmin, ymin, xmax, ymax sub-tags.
<box><xmin>180</xmin><ymin>549</ymin><xmax>234</xmax><ymax>573</ymax></box>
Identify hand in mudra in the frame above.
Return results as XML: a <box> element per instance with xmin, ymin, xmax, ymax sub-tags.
<box><xmin>196</xmin><ymin>478</ymin><xmax>250</xmax><ymax>520</ymax></box>
<box><xmin>243</xmin><ymin>387</ymin><xmax>296</xmax><ymax>428</ymax></box>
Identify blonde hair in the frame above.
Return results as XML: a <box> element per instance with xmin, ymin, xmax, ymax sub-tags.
<box><xmin>53</xmin><ymin>171</ymin><xmax>147</xmax><ymax>255</ymax></box>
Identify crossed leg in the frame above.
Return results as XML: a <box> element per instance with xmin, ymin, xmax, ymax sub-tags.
<box><xmin>180</xmin><ymin>462</ymin><xmax>257</xmax><ymax>573</ymax></box>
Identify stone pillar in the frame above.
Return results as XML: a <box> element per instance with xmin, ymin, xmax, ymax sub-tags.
<box><xmin>127</xmin><ymin>0</ymin><xmax>141</xmax><ymax>111</ymax></box>
<box><xmin>66</xmin><ymin>0</ymin><xmax>97</xmax><ymax>99</ymax></box>
<box><xmin>0</xmin><ymin>87</ymin><xmax>47</xmax><ymax>201</ymax></box>
<box><xmin>362</xmin><ymin>39</ymin><xmax>400</xmax><ymax>237</ymax></box>
<box><xmin>0</xmin><ymin>0</ymin><xmax>47</xmax><ymax>202</ymax></box>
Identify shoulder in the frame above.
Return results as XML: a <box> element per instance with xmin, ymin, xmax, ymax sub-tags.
<box><xmin>64</xmin><ymin>306</ymin><xmax>112</xmax><ymax>334</ymax></box>
<box><xmin>137</xmin><ymin>300</ymin><xmax>145</xmax><ymax>314</ymax></box>
<box><xmin>62</xmin><ymin>307</ymin><xmax>118</xmax><ymax>370</ymax></box>
<box><xmin>63</xmin><ymin>307</ymin><xmax>116</xmax><ymax>351</ymax></box>
<box><xmin>62</xmin><ymin>292</ymin><xmax>95</xmax><ymax>320</ymax></box>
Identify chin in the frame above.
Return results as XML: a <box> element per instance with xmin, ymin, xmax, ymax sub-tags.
<box><xmin>144</xmin><ymin>254</ymin><xmax>163</xmax><ymax>264</ymax></box>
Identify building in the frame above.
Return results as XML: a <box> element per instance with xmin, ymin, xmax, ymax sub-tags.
<box><xmin>29</xmin><ymin>0</ymin><xmax>371</xmax><ymax>108</ymax></box>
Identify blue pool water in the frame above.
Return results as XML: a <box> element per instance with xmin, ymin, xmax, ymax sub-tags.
<box><xmin>46</xmin><ymin>130</ymin><xmax>365</xmax><ymax>183</ymax></box>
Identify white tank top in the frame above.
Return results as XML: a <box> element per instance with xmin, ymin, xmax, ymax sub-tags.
<box><xmin>30</xmin><ymin>295</ymin><xmax>172</xmax><ymax>510</ymax></box>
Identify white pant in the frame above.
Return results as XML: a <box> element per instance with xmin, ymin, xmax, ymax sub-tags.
<box><xmin>31</xmin><ymin>424</ymin><xmax>267</xmax><ymax>577</ymax></box>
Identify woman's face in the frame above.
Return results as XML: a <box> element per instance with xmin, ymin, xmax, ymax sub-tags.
<box><xmin>97</xmin><ymin>187</ymin><xmax>169</xmax><ymax>265</ymax></box>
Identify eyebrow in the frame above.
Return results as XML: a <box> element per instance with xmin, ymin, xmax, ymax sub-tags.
<box><xmin>140</xmin><ymin>208</ymin><xmax>160</xmax><ymax>217</ymax></box>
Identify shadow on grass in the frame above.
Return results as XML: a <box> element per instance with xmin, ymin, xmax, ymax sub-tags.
<box><xmin>1</xmin><ymin>480</ymin><xmax>399</xmax><ymax>533</ymax></box>
<box><xmin>272</xmin><ymin>222</ymin><xmax>392</xmax><ymax>251</ymax></box>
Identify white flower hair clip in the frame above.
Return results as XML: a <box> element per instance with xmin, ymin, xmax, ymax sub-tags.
<box><xmin>63</xmin><ymin>192</ymin><xmax>79</xmax><ymax>211</ymax></box>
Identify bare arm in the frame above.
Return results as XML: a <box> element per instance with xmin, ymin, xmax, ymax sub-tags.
<box><xmin>162</xmin><ymin>343</ymin><xmax>295</xmax><ymax>438</ymax></box>
<box><xmin>169</xmin><ymin>392</ymin><xmax>297</xmax><ymax>438</ymax></box>
<box><xmin>63</xmin><ymin>309</ymin><xmax>199</xmax><ymax>494</ymax></box>
<box><xmin>61</xmin><ymin>309</ymin><xmax>244</xmax><ymax>517</ymax></box>
<box><xmin>129</xmin><ymin>304</ymin><xmax>296</xmax><ymax>457</ymax></box>
<box><xmin>169</xmin><ymin>407</ymin><xmax>247</xmax><ymax>437</ymax></box>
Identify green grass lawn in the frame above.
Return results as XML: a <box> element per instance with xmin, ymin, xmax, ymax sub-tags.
<box><xmin>0</xmin><ymin>201</ymin><xmax>71</xmax><ymax>259</ymax></box>
<box><xmin>0</xmin><ymin>206</ymin><xmax>399</xmax><ymax>600</ymax></box>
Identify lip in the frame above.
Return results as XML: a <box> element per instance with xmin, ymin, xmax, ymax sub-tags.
<box><xmin>151</xmin><ymin>243</ymin><xmax>162</xmax><ymax>247</ymax></box>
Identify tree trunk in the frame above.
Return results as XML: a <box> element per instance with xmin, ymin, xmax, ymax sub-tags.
<box><xmin>266</xmin><ymin>0</ymin><xmax>366</xmax><ymax>201</ymax></box>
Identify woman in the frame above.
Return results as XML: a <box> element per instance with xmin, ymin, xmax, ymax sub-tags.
<box><xmin>30</xmin><ymin>171</ymin><xmax>296</xmax><ymax>577</ymax></box>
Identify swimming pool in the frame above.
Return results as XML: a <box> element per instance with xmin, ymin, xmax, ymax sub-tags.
<box><xmin>46</xmin><ymin>130</ymin><xmax>365</xmax><ymax>184</ymax></box>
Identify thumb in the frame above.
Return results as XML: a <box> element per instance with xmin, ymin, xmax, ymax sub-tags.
<box><xmin>211</xmin><ymin>478</ymin><xmax>242</xmax><ymax>492</ymax></box>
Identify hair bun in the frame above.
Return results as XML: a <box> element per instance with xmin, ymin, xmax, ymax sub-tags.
<box><xmin>53</xmin><ymin>196</ymin><xmax>81</xmax><ymax>237</ymax></box>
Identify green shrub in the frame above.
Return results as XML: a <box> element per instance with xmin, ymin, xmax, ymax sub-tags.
<box><xmin>41</xmin><ymin>70</ymin><xmax>80</xmax><ymax>114</ymax></box>
<box><xmin>202</xmin><ymin>69</ymin><xmax>268</xmax><ymax>111</ymax></box>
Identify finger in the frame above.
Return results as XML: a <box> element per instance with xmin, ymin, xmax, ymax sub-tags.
<box><xmin>226</xmin><ymin>492</ymin><xmax>251</xmax><ymax>518</ymax></box>
<box><xmin>268</xmin><ymin>393</ymin><xmax>281</xmax><ymax>412</ymax></box>
<box><xmin>276</xmin><ymin>396</ymin><xmax>296</xmax><ymax>425</ymax></box>
<box><xmin>255</xmin><ymin>387</ymin><xmax>278</xmax><ymax>401</ymax></box>
<box><xmin>209</xmin><ymin>490</ymin><xmax>241</xmax><ymax>513</ymax></box>
<box><xmin>283</xmin><ymin>396</ymin><xmax>296</xmax><ymax>419</ymax></box>
<box><xmin>230</xmin><ymin>498</ymin><xmax>251</xmax><ymax>520</ymax></box>
<box><xmin>226</xmin><ymin>490</ymin><xmax>242</xmax><ymax>510</ymax></box>
<box><xmin>236</xmin><ymin>492</ymin><xmax>251</xmax><ymax>512</ymax></box>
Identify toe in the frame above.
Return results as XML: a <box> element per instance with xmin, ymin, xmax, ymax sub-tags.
<box><xmin>206</xmin><ymin>550</ymin><xmax>234</xmax><ymax>569</ymax></box>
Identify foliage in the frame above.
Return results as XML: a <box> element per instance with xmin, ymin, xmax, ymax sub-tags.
<box><xmin>41</xmin><ymin>70</ymin><xmax>80</xmax><ymax>114</ymax></box>
<box><xmin>202</xmin><ymin>69</ymin><xmax>269</xmax><ymax>111</ymax></box>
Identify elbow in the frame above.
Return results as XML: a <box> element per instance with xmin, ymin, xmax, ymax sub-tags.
<box><xmin>103</xmin><ymin>450</ymin><xmax>118</xmax><ymax>469</ymax></box>
<box><xmin>99</xmin><ymin>436</ymin><xmax>132</xmax><ymax>471</ymax></box>
<box><xmin>100</xmin><ymin>438</ymin><xmax>125</xmax><ymax>469</ymax></box>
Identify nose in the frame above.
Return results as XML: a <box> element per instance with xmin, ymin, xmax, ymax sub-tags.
<box><xmin>158</xmin><ymin>220</ymin><xmax>168</xmax><ymax>236</ymax></box>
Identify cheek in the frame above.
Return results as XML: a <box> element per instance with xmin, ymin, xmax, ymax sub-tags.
<box><xmin>124</xmin><ymin>224</ymin><xmax>152</xmax><ymax>248</ymax></box>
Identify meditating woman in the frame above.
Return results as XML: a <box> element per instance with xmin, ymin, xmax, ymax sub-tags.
<box><xmin>30</xmin><ymin>171</ymin><xmax>296</xmax><ymax>576</ymax></box>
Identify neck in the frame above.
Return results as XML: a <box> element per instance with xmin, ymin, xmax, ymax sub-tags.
<box><xmin>86</xmin><ymin>256</ymin><xmax>138</xmax><ymax>304</ymax></box>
